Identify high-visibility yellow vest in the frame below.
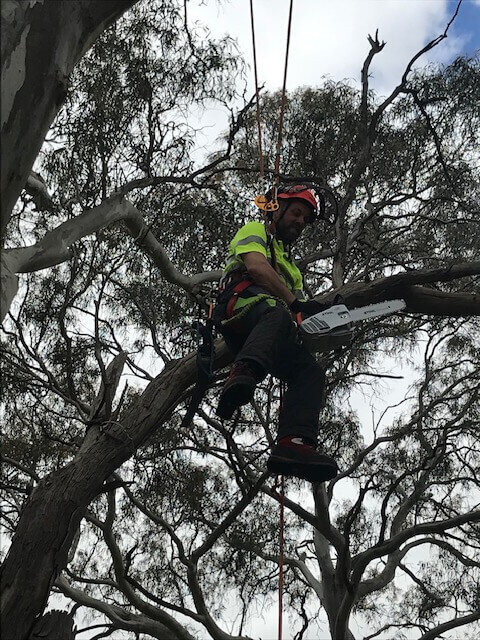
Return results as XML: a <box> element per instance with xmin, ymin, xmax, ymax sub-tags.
<box><xmin>222</xmin><ymin>222</ymin><xmax>306</xmax><ymax>307</ymax></box>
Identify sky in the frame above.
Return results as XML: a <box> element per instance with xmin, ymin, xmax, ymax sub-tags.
<box><xmin>188</xmin><ymin>0</ymin><xmax>480</xmax><ymax>158</ymax></box>
<box><xmin>180</xmin><ymin>2</ymin><xmax>480</xmax><ymax>639</ymax></box>
<box><xmin>69</xmin><ymin>3</ymin><xmax>479</xmax><ymax>639</ymax></box>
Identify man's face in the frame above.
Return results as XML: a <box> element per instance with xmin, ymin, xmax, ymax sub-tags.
<box><xmin>274</xmin><ymin>200</ymin><xmax>313</xmax><ymax>244</ymax></box>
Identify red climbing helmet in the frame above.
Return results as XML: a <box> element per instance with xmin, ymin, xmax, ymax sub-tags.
<box><xmin>277</xmin><ymin>184</ymin><xmax>318</xmax><ymax>215</ymax></box>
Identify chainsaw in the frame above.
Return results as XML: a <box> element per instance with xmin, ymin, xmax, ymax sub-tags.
<box><xmin>298</xmin><ymin>299</ymin><xmax>406</xmax><ymax>353</ymax></box>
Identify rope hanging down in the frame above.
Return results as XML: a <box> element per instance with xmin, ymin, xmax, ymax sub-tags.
<box><xmin>273</xmin><ymin>0</ymin><xmax>294</xmax><ymax>184</ymax></box>
<box><xmin>274</xmin><ymin>472</ymin><xmax>286</xmax><ymax>640</ymax></box>
<box><xmin>250</xmin><ymin>5</ymin><xmax>293</xmax><ymax>637</ymax></box>
<box><xmin>276</xmin><ymin>380</ymin><xmax>287</xmax><ymax>640</ymax></box>
<box><xmin>249</xmin><ymin>0</ymin><xmax>264</xmax><ymax>180</ymax></box>
<box><xmin>250</xmin><ymin>0</ymin><xmax>295</xmax><ymax>212</ymax></box>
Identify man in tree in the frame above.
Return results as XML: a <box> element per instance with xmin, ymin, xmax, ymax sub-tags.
<box><xmin>214</xmin><ymin>185</ymin><xmax>339</xmax><ymax>483</ymax></box>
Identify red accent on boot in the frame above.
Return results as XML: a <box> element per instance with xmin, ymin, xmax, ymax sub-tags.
<box><xmin>278</xmin><ymin>435</ymin><xmax>316</xmax><ymax>450</ymax></box>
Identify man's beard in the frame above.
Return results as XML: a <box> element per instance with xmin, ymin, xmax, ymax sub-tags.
<box><xmin>277</xmin><ymin>220</ymin><xmax>302</xmax><ymax>245</ymax></box>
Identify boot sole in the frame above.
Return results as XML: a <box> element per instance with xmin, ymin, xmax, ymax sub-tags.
<box><xmin>267</xmin><ymin>455</ymin><xmax>339</xmax><ymax>483</ymax></box>
<box><xmin>216</xmin><ymin>379</ymin><xmax>256</xmax><ymax>420</ymax></box>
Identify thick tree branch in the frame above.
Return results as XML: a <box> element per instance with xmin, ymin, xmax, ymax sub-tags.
<box><xmin>87</xmin><ymin>352</ymin><xmax>128</xmax><ymax>424</ymax></box>
<box><xmin>418</xmin><ymin>611</ymin><xmax>480</xmax><ymax>640</ymax></box>
<box><xmin>352</xmin><ymin>509</ymin><xmax>480</xmax><ymax>584</ymax></box>
<box><xmin>24</xmin><ymin>171</ymin><xmax>54</xmax><ymax>210</ymax></box>
<box><xmin>55</xmin><ymin>576</ymin><xmax>191</xmax><ymax>640</ymax></box>
<box><xmin>316</xmin><ymin>262</ymin><xmax>480</xmax><ymax>316</ymax></box>
<box><xmin>1</xmin><ymin>194</ymin><xmax>220</xmax><ymax>319</ymax></box>
<box><xmin>355</xmin><ymin>535</ymin><xmax>464</xmax><ymax>599</ymax></box>
<box><xmin>1</xmin><ymin>0</ymin><xmax>138</xmax><ymax>239</ymax></box>
<box><xmin>121</xmin><ymin>200</ymin><xmax>221</xmax><ymax>294</ymax></box>
<box><xmin>5</xmin><ymin>194</ymin><xmax>130</xmax><ymax>274</ymax></box>
<box><xmin>0</xmin><ymin>341</ymin><xmax>231</xmax><ymax>638</ymax></box>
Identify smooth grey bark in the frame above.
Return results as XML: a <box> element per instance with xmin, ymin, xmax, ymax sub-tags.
<box><xmin>1</xmin><ymin>0</ymin><xmax>137</xmax><ymax>241</ymax></box>
<box><xmin>0</xmin><ymin>194</ymin><xmax>219</xmax><ymax>320</ymax></box>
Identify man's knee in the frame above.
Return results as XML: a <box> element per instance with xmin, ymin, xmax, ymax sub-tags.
<box><xmin>288</xmin><ymin>353</ymin><xmax>325</xmax><ymax>386</ymax></box>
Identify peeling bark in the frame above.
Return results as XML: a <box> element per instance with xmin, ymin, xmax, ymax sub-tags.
<box><xmin>28</xmin><ymin>610</ymin><xmax>75</xmax><ymax>640</ymax></box>
<box><xmin>1</xmin><ymin>0</ymin><xmax>137</xmax><ymax>240</ymax></box>
<box><xmin>0</xmin><ymin>251</ymin><xmax>18</xmax><ymax>319</ymax></box>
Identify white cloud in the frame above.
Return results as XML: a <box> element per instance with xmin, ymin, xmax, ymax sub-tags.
<box><xmin>187</xmin><ymin>0</ymin><xmax>470</xmax><ymax>158</ymax></box>
<box><xmin>189</xmin><ymin>0</ymin><xmax>464</xmax><ymax>97</ymax></box>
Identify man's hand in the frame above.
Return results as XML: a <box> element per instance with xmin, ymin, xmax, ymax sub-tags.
<box><xmin>289</xmin><ymin>298</ymin><xmax>329</xmax><ymax>318</ymax></box>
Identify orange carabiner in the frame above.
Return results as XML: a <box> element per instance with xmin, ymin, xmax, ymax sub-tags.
<box><xmin>254</xmin><ymin>193</ymin><xmax>279</xmax><ymax>212</ymax></box>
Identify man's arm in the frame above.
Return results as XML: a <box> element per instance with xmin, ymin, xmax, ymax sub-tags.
<box><xmin>242</xmin><ymin>252</ymin><xmax>297</xmax><ymax>307</ymax></box>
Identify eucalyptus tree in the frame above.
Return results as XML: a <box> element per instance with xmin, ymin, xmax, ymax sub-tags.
<box><xmin>1</xmin><ymin>4</ymin><xmax>480</xmax><ymax>640</ymax></box>
<box><xmin>1</xmin><ymin>0</ymin><xmax>139</xmax><ymax>239</ymax></box>
<box><xmin>1</xmin><ymin>1</ymin><xmax>244</xmax><ymax>637</ymax></box>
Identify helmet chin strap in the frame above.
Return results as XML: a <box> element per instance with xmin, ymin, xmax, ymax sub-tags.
<box><xmin>265</xmin><ymin>205</ymin><xmax>289</xmax><ymax>274</ymax></box>
<box><xmin>268</xmin><ymin>201</ymin><xmax>292</xmax><ymax>244</ymax></box>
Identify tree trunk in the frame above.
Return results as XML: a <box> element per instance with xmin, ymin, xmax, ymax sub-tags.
<box><xmin>29</xmin><ymin>610</ymin><xmax>75</xmax><ymax>640</ymax></box>
<box><xmin>1</xmin><ymin>0</ymin><xmax>137</xmax><ymax>241</ymax></box>
<box><xmin>0</xmin><ymin>343</ymin><xmax>230</xmax><ymax>640</ymax></box>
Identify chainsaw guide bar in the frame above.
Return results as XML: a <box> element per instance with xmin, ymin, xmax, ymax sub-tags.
<box><xmin>299</xmin><ymin>300</ymin><xmax>406</xmax><ymax>353</ymax></box>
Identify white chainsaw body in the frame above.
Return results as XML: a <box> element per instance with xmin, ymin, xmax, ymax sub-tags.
<box><xmin>299</xmin><ymin>300</ymin><xmax>406</xmax><ymax>353</ymax></box>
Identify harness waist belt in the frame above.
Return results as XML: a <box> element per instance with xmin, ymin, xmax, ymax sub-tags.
<box><xmin>226</xmin><ymin>279</ymin><xmax>253</xmax><ymax>318</ymax></box>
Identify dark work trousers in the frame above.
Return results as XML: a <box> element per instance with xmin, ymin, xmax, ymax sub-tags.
<box><xmin>214</xmin><ymin>299</ymin><xmax>326</xmax><ymax>443</ymax></box>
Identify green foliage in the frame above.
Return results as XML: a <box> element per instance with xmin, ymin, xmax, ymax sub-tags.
<box><xmin>2</xmin><ymin>3</ymin><xmax>479</xmax><ymax>636</ymax></box>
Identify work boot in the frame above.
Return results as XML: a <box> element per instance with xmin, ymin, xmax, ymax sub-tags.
<box><xmin>267</xmin><ymin>436</ymin><xmax>339</xmax><ymax>483</ymax></box>
<box><xmin>216</xmin><ymin>360</ymin><xmax>258</xmax><ymax>420</ymax></box>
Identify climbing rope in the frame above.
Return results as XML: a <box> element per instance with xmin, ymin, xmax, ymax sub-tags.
<box><xmin>249</xmin><ymin>0</ymin><xmax>264</xmax><ymax>180</ymax></box>
<box><xmin>248</xmin><ymin>6</ymin><xmax>296</xmax><ymax>633</ymax></box>
<box><xmin>273</xmin><ymin>0</ymin><xmax>294</xmax><ymax>184</ymax></box>
<box><xmin>250</xmin><ymin>0</ymin><xmax>295</xmax><ymax>212</ymax></box>
<box><xmin>277</xmin><ymin>475</ymin><xmax>285</xmax><ymax>640</ymax></box>
<box><xmin>277</xmin><ymin>381</ymin><xmax>287</xmax><ymax>640</ymax></box>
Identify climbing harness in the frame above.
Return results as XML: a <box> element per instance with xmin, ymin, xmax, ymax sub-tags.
<box><xmin>225</xmin><ymin>279</ymin><xmax>254</xmax><ymax>319</ymax></box>
<box><xmin>179</xmin><ymin>302</ymin><xmax>216</xmax><ymax>428</ymax></box>
<box><xmin>217</xmin><ymin>266</ymin><xmax>290</xmax><ymax>330</ymax></box>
